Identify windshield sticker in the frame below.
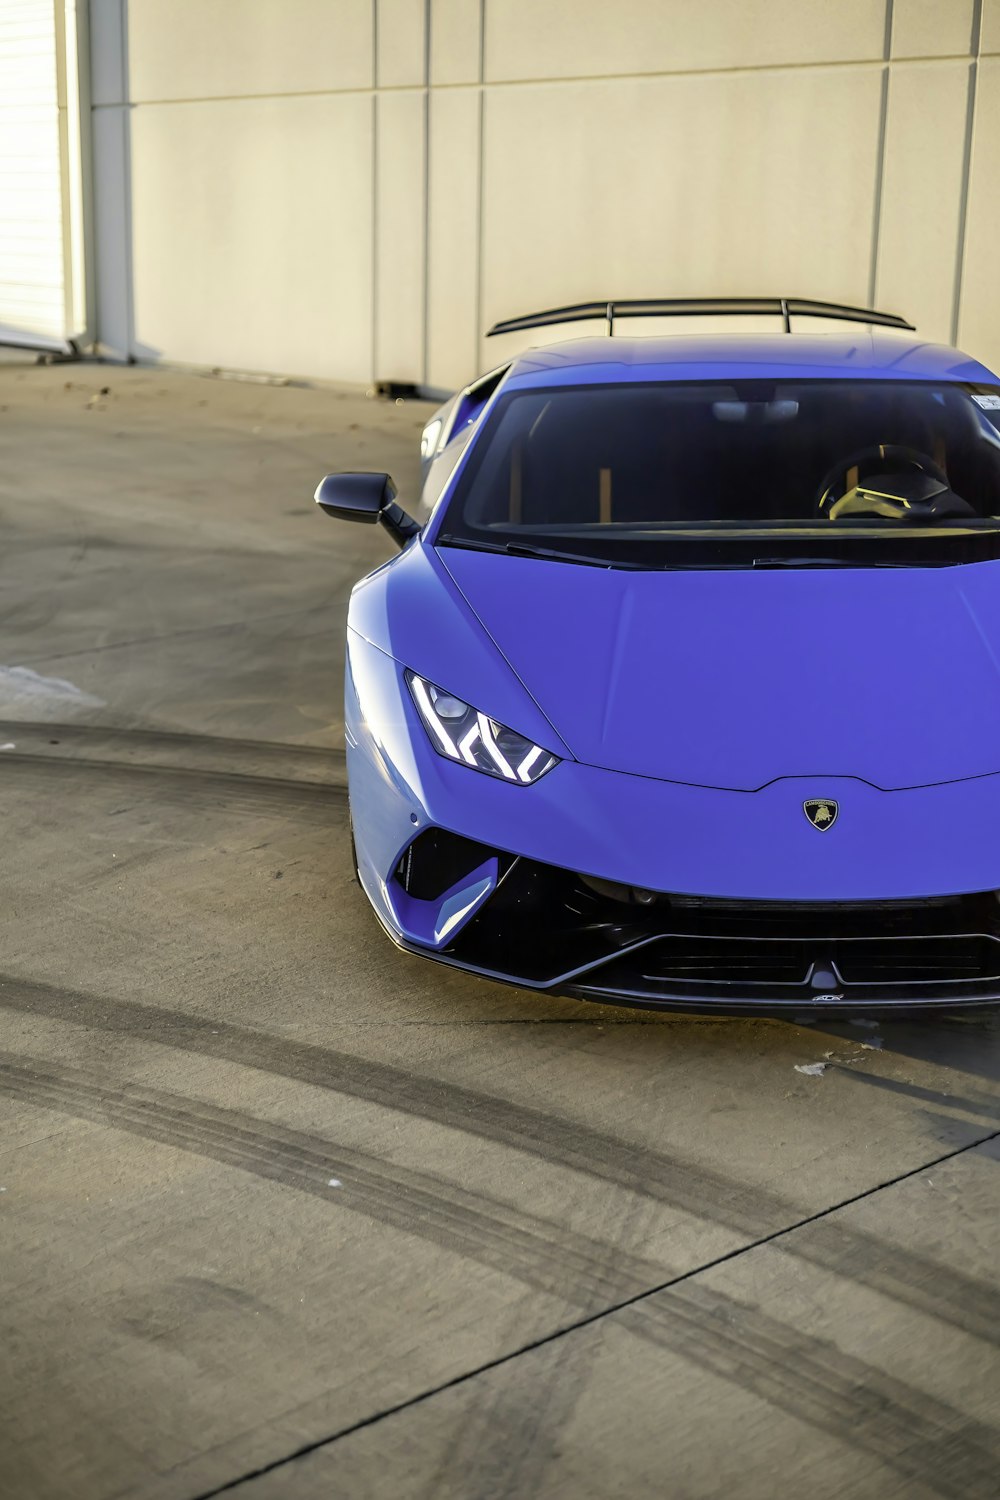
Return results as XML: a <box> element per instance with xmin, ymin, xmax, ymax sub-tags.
<box><xmin>972</xmin><ymin>394</ymin><xmax>1000</xmax><ymax>409</ymax></box>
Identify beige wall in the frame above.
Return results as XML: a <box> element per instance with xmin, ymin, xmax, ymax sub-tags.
<box><xmin>88</xmin><ymin>0</ymin><xmax>1000</xmax><ymax>388</ymax></box>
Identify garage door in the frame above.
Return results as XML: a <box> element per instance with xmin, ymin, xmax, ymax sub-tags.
<box><xmin>0</xmin><ymin>0</ymin><xmax>89</xmax><ymax>351</ymax></box>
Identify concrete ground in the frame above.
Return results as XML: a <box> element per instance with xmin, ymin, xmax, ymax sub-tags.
<box><xmin>1</xmin><ymin>357</ymin><xmax>999</xmax><ymax>1500</ymax></box>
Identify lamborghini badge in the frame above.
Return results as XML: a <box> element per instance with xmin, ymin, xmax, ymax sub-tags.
<box><xmin>804</xmin><ymin>799</ymin><xmax>839</xmax><ymax>831</ymax></box>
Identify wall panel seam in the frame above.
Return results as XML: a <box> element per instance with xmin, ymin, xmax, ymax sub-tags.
<box><xmin>473</xmin><ymin>0</ymin><xmax>485</xmax><ymax>376</ymax></box>
<box><xmin>121</xmin><ymin>0</ymin><xmax>134</xmax><ymax>355</ymax></box>
<box><xmin>370</xmin><ymin>0</ymin><xmax>378</xmax><ymax>384</ymax></box>
<box><xmin>421</xmin><ymin>0</ymin><xmax>430</xmax><ymax>386</ymax></box>
<box><xmin>950</xmin><ymin>0</ymin><xmax>983</xmax><ymax>344</ymax></box>
<box><xmin>867</xmin><ymin>0</ymin><xmax>893</xmax><ymax>308</ymax></box>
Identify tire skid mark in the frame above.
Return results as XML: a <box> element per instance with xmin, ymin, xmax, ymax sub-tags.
<box><xmin>0</xmin><ymin>718</ymin><xmax>346</xmax><ymax>775</ymax></box>
<box><xmin>423</xmin><ymin>1336</ymin><xmax>595</xmax><ymax>1500</ymax></box>
<box><xmin>2</xmin><ymin>1050</ymin><xmax>999</xmax><ymax>1498</ymax></box>
<box><xmin>429</xmin><ymin>1189</ymin><xmax>659</xmax><ymax>1500</ymax></box>
<box><xmin>0</xmin><ymin>757</ymin><xmax>346</xmax><ymax>819</ymax></box>
<box><xmin>0</xmin><ymin>976</ymin><xmax>996</xmax><ymax>1351</ymax></box>
<box><xmin>0</xmin><ymin>1053</ymin><xmax>638</xmax><ymax>1311</ymax></box>
<box><xmin>621</xmin><ymin>1288</ymin><xmax>1000</xmax><ymax>1500</ymax></box>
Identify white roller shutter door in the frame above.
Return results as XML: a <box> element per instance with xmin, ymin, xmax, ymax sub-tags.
<box><xmin>0</xmin><ymin>0</ymin><xmax>89</xmax><ymax>351</ymax></box>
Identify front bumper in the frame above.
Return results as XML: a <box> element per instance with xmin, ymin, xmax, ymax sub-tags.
<box><xmin>347</xmin><ymin>634</ymin><xmax>1000</xmax><ymax>1013</ymax></box>
<box><xmin>379</xmin><ymin>839</ymin><xmax>1000</xmax><ymax>1014</ymax></box>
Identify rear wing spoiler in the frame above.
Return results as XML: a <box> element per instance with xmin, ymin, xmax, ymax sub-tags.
<box><xmin>487</xmin><ymin>297</ymin><xmax>915</xmax><ymax>339</ymax></box>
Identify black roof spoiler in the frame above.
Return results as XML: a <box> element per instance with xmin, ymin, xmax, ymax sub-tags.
<box><xmin>486</xmin><ymin>297</ymin><xmax>915</xmax><ymax>339</ymax></box>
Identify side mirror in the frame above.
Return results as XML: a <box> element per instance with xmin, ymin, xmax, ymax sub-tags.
<box><xmin>314</xmin><ymin>472</ymin><xmax>420</xmax><ymax>549</ymax></box>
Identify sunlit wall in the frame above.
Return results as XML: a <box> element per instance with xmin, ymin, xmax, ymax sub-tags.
<box><xmin>88</xmin><ymin>0</ymin><xmax>1000</xmax><ymax>388</ymax></box>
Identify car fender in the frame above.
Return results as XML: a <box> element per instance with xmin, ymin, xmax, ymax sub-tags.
<box><xmin>348</xmin><ymin>539</ymin><xmax>572</xmax><ymax>759</ymax></box>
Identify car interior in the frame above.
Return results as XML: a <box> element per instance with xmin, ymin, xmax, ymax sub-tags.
<box><xmin>456</xmin><ymin>382</ymin><xmax>1000</xmax><ymax>530</ymax></box>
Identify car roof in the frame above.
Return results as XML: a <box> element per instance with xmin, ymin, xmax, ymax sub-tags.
<box><xmin>502</xmin><ymin>331</ymin><xmax>997</xmax><ymax>391</ymax></box>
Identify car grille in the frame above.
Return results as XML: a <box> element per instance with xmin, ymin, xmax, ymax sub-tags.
<box><xmin>623</xmin><ymin>931</ymin><xmax>1000</xmax><ymax>989</ymax></box>
<box><xmin>567</xmin><ymin>896</ymin><xmax>1000</xmax><ymax>1008</ymax></box>
<box><xmin>434</xmin><ymin>844</ymin><xmax>1000</xmax><ymax>1009</ymax></box>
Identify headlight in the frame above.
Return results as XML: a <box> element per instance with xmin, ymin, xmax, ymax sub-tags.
<box><xmin>405</xmin><ymin>671</ymin><xmax>559</xmax><ymax>784</ymax></box>
<box><xmin>420</xmin><ymin>419</ymin><xmax>443</xmax><ymax>461</ymax></box>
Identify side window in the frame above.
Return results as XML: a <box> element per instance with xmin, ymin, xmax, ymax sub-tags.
<box><xmin>449</xmin><ymin>365</ymin><xmax>511</xmax><ymax>439</ymax></box>
<box><xmin>418</xmin><ymin>426</ymin><xmax>474</xmax><ymax>520</ymax></box>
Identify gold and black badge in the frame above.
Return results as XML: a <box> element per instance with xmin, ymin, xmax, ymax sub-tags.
<box><xmin>803</xmin><ymin>798</ymin><xmax>839</xmax><ymax>831</ymax></box>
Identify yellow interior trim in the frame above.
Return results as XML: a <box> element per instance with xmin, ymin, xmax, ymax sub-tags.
<box><xmin>599</xmin><ymin>467</ymin><xmax>612</xmax><ymax>524</ymax></box>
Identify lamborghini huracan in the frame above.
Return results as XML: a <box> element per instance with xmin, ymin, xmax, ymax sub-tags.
<box><xmin>317</xmin><ymin>298</ymin><xmax>1000</xmax><ymax>1013</ymax></box>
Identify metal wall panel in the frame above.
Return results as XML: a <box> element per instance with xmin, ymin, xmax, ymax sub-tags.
<box><xmin>875</xmin><ymin>59</ymin><xmax>971</xmax><ymax>346</ymax></box>
<box><xmin>129</xmin><ymin>92</ymin><xmax>374</xmax><ymax>381</ymax></box>
<box><xmin>83</xmin><ymin>0</ymin><xmax>1000</xmax><ymax>386</ymax></box>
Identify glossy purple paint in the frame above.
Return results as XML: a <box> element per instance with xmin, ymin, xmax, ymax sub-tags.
<box><xmin>500</xmin><ymin>331</ymin><xmax>995</xmax><ymax>393</ymax></box>
<box><xmin>346</xmin><ymin>624</ymin><xmax>1000</xmax><ymax>923</ymax></box>
<box><xmin>348</xmin><ymin>541</ymin><xmax>570</xmax><ymax>758</ymax></box>
<box><xmin>438</xmin><ymin>547</ymin><xmax>1000</xmax><ymax>791</ymax></box>
<box><xmin>341</xmin><ymin>331</ymin><xmax>1000</xmax><ymax>979</ymax></box>
<box><xmin>386</xmin><ymin>856</ymin><xmax>499</xmax><ymax>950</ymax></box>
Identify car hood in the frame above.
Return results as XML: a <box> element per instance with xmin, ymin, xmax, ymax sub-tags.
<box><xmin>438</xmin><ymin>548</ymin><xmax>1000</xmax><ymax>791</ymax></box>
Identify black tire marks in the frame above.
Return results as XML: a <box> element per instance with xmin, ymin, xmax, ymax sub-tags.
<box><xmin>0</xmin><ymin>719</ymin><xmax>347</xmax><ymax>819</ymax></box>
<box><xmin>371</xmin><ymin>1285</ymin><xmax>1000</xmax><ymax>1500</ymax></box>
<box><xmin>422</xmin><ymin>1184</ymin><xmax>666</xmax><ymax>1500</ymax></box>
<box><xmin>0</xmin><ymin>719</ymin><xmax>346</xmax><ymax>782</ymax></box>
<box><xmin>0</xmin><ymin>1050</ymin><xmax>639</xmax><ymax>1316</ymax></box>
<box><xmin>418</xmin><ymin>1335</ymin><xmax>598</xmax><ymax>1500</ymax></box>
<box><xmin>3</xmin><ymin>1046</ymin><xmax>1000</xmax><ymax>1498</ymax></box>
<box><xmin>1</xmin><ymin>974</ymin><xmax>997</xmax><ymax>1353</ymax></box>
<box><xmin>620</xmin><ymin>1286</ymin><xmax>1000</xmax><ymax>1500</ymax></box>
<box><xmin>0</xmin><ymin>754</ymin><xmax>346</xmax><ymax>821</ymax></box>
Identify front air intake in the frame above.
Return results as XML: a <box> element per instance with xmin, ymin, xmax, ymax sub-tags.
<box><xmin>396</xmin><ymin>829</ymin><xmax>503</xmax><ymax>901</ymax></box>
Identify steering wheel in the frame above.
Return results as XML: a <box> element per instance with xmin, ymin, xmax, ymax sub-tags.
<box><xmin>815</xmin><ymin>444</ymin><xmax>949</xmax><ymax>515</ymax></box>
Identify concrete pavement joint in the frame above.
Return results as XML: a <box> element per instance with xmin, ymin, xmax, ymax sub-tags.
<box><xmin>185</xmin><ymin>1123</ymin><xmax>1000</xmax><ymax>1500</ymax></box>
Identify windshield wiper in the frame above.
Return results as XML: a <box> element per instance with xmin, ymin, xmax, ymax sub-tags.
<box><xmin>437</xmin><ymin>535</ymin><xmax>640</xmax><ymax>569</ymax></box>
<box><xmin>752</xmin><ymin>555</ymin><xmax>909</xmax><ymax>569</ymax></box>
<box><xmin>437</xmin><ymin>537</ymin><xmax>951</xmax><ymax>572</ymax></box>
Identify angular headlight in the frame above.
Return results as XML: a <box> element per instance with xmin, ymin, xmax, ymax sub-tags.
<box><xmin>405</xmin><ymin>671</ymin><xmax>559</xmax><ymax>784</ymax></box>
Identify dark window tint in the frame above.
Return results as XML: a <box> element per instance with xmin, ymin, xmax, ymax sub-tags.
<box><xmin>440</xmin><ymin>381</ymin><xmax>1000</xmax><ymax>556</ymax></box>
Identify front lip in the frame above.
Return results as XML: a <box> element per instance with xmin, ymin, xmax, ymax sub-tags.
<box><xmin>371</xmin><ymin>907</ymin><xmax>1000</xmax><ymax>1016</ymax></box>
<box><xmin>363</xmin><ymin>839</ymin><xmax>1000</xmax><ymax>1016</ymax></box>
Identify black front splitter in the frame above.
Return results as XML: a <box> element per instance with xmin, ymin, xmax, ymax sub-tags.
<box><xmin>383</xmin><ymin>920</ymin><xmax>1000</xmax><ymax>1019</ymax></box>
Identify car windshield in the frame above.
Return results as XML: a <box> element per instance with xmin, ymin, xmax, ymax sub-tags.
<box><xmin>437</xmin><ymin>379</ymin><xmax>1000</xmax><ymax>566</ymax></box>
